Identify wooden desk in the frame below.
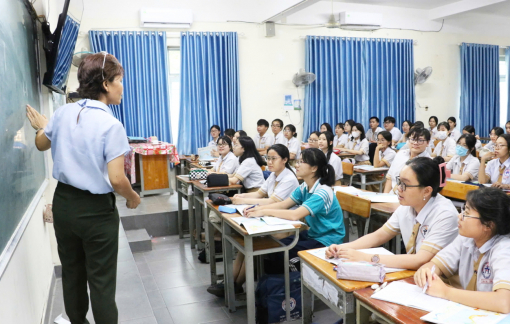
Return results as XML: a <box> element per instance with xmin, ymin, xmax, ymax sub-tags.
<box><xmin>337</xmin><ymin>152</ymin><xmax>356</xmax><ymax>159</ymax></box>
<box><xmin>192</xmin><ymin>181</ymin><xmax>242</xmax><ymax>260</ymax></box>
<box><xmin>176</xmin><ymin>175</ymin><xmax>195</xmax><ymax>246</ymax></box>
<box><xmin>207</xmin><ymin>202</ymin><xmax>301</xmax><ymax>324</ymax></box>
<box><xmin>355</xmin><ymin>278</ymin><xmax>427</xmax><ymax>324</ymax></box>
<box><xmin>441</xmin><ymin>180</ymin><xmax>479</xmax><ymax>201</ymax></box>
<box><xmin>352</xmin><ymin>167</ymin><xmax>389</xmax><ymax>192</ymax></box>
<box><xmin>299</xmin><ymin>250</ymin><xmax>415</xmax><ymax>324</ymax></box>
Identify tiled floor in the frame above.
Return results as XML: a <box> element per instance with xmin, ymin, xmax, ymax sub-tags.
<box><xmin>46</xmin><ymin>191</ymin><xmax>339</xmax><ymax>324</ymax></box>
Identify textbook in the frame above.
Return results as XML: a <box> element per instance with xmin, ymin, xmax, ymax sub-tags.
<box><xmin>420</xmin><ymin>300</ymin><xmax>510</xmax><ymax>324</ymax></box>
<box><xmin>231</xmin><ymin>217</ymin><xmax>295</xmax><ymax>235</ymax></box>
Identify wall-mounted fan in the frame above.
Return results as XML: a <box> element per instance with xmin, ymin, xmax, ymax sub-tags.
<box><xmin>292</xmin><ymin>69</ymin><xmax>316</xmax><ymax>87</ymax></box>
<box><xmin>414</xmin><ymin>66</ymin><xmax>433</xmax><ymax>85</ymax></box>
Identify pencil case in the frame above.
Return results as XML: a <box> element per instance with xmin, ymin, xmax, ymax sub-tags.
<box><xmin>336</xmin><ymin>261</ymin><xmax>386</xmax><ymax>283</ymax></box>
<box><xmin>218</xmin><ymin>206</ymin><xmax>236</xmax><ymax>214</ymax></box>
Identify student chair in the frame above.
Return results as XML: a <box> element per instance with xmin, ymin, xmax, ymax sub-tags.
<box><xmin>336</xmin><ymin>191</ymin><xmax>372</xmax><ymax>242</ymax></box>
<box><xmin>342</xmin><ymin>161</ymin><xmax>355</xmax><ymax>186</ymax></box>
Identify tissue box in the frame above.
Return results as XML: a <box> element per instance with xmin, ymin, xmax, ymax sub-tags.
<box><xmin>336</xmin><ymin>262</ymin><xmax>386</xmax><ymax>283</ymax></box>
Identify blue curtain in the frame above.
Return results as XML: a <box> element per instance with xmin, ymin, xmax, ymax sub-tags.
<box><xmin>89</xmin><ymin>31</ymin><xmax>172</xmax><ymax>143</ymax></box>
<box><xmin>460</xmin><ymin>43</ymin><xmax>499</xmax><ymax>138</ymax></box>
<box><xmin>304</xmin><ymin>36</ymin><xmax>414</xmax><ymax>141</ymax></box>
<box><xmin>52</xmin><ymin>15</ymin><xmax>80</xmax><ymax>89</ymax></box>
<box><xmin>178</xmin><ymin>32</ymin><xmax>242</xmax><ymax>154</ymax></box>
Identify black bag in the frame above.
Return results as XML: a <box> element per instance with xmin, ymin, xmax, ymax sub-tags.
<box><xmin>208</xmin><ymin>193</ymin><xmax>232</xmax><ymax>205</ymax></box>
<box><xmin>206</xmin><ymin>174</ymin><xmax>229</xmax><ymax>187</ymax></box>
<box><xmin>256</xmin><ymin>272</ymin><xmax>302</xmax><ymax>323</ymax></box>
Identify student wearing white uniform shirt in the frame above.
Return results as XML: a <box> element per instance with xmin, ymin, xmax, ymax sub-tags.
<box><xmin>479</xmin><ymin>134</ymin><xmax>510</xmax><ymax>189</ymax></box>
<box><xmin>230</xmin><ymin>136</ymin><xmax>266</xmax><ymax>192</ymax></box>
<box><xmin>462</xmin><ymin>125</ymin><xmax>482</xmax><ymax>150</ymax></box>
<box><xmin>327</xmin><ymin>157</ymin><xmax>458</xmax><ymax>270</ymax></box>
<box><xmin>415</xmin><ymin>188</ymin><xmax>510</xmax><ymax>313</ymax></box>
<box><xmin>318</xmin><ymin>131</ymin><xmax>343</xmax><ymax>186</ymax></box>
<box><xmin>373</xmin><ymin>131</ymin><xmax>396</xmax><ymax>167</ymax></box>
<box><xmin>254</xmin><ymin>119</ymin><xmax>274</xmax><ymax>155</ymax></box>
<box><xmin>479</xmin><ymin>126</ymin><xmax>504</xmax><ymax>156</ymax></box>
<box><xmin>283</xmin><ymin>124</ymin><xmax>301</xmax><ymax>164</ymax></box>
<box><xmin>208</xmin><ymin>125</ymin><xmax>221</xmax><ymax>147</ymax></box>
<box><xmin>448</xmin><ymin>117</ymin><xmax>462</xmax><ymax>142</ymax></box>
<box><xmin>384</xmin><ymin>128</ymin><xmax>431</xmax><ymax>193</ymax></box>
<box><xmin>395</xmin><ymin>120</ymin><xmax>414</xmax><ymax>151</ymax></box>
<box><xmin>320</xmin><ymin>122</ymin><xmax>333</xmax><ymax>134</ymax></box>
<box><xmin>337</xmin><ymin>120</ymin><xmax>356</xmax><ymax>148</ymax></box>
<box><xmin>383</xmin><ymin>116</ymin><xmax>402</xmax><ymax>144</ymax></box>
<box><xmin>365</xmin><ymin>116</ymin><xmax>384</xmax><ymax>143</ymax></box>
<box><xmin>428</xmin><ymin>116</ymin><xmax>439</xmax><ymax>139</ymax></box>
<box><xmin>446</xmin><ymin>134</ymin><xmax>480</xmax><ymax>181</ymax></box>
<box><xmin>307</xmin><ymin>131</ymin><xmax>321</xmax><ymax>149</ymax></box>
<box><xmin>342</xmin><ymin>123</ymin><xmax>371</xmax><ymax>165</ymax></box>
<box><xmin>209</xmin><ymin>136</ymin><xmax>239</xmax><ymax>174</ymax></box>
<box><xmin>333</xmin><ymin>123</ymin><xmax>348</xmax><ymax>148</ymax></box>
<box><xmin>432</xmin><ymin>122</ymin><xmax>456</xmax><ymax>162</ymax></box>
<box><xmin>271</xmin><ymin>119</ymin><xmax>286</xmax><ymax>145</ymax></box>
<box><xmin>232</xmin><ymin>130</ymin><xmax>247</xmax><ymax>146</ymax></box>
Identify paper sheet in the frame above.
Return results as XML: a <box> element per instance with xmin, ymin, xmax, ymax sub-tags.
<box><xmin>333</xmin><ymin>186</ymin><xmax>363</xmax><ymax>195</ymax></box>
<box><xmin>223</xmin><ymin>204</ymin><xmax>252</xmax><ymax>215</ymax></box>
<box><xmin>371</xmin><ymin>281</ymin><xmax>449</xmax><ymax>312</ymax></box>
<box><xmin>357</xmin><ymin>193</ymin><xmax>400</xmax><ymax>203</ymax></box>
<box><xmin>353</xmin><ymin>166</ymin><xmax>389</xmax><ymax>172</ymax></box>
<box><xmin>261</xmin><ymin>217</ymin><xmax>304</xmax><ymax>226</ymax></box>
<box><xmin>231</xmin><ymin>216</ymin><xmax>295</xmax><ymax>235</ymax></box>
<box><xmin>54</xmin><ymin>314</ymin><xmax>71</xmax><ymax>324</ymax></box>
<box><xmin>421</xmin><ymin>301</ymin><xmax>510</xmax><ymax>324</ymax></box>
<box><xmin>305</xmin><ymin>247</ymin><xmax>405</xmax><ymax>273</ymax></box>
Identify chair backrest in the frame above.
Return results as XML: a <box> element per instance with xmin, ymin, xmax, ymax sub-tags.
<box><xmin>441</xmin><ymin>181</ymin><xmax>479</xmax><ymax>201</ymax></box>
<box><xmin>476</xmin><ymin>150</ymin><xmax>480</xmax><ymax>158</ymax></box>
<box><xmin>433</xmin><ymin>139</ymin><xmax>440</xmax><ymax>147</ymax></box>
<box><xmin>342</xmin><ymin>162</ymin><xmax>354</xmax><ymax>176</ymax></box>
<box><xmin>336</xmin><ymin>191</ymin><xmax>371</xmax><ymax>219</ymax></box>
<box><xmin>368</xmin><ymin>142</ymin><xmax>377</xmax><ymax>164</ymax></box>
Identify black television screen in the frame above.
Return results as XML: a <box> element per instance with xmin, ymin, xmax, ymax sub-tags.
<box><xmin>42</xmin><ymin>0</ymin><xmax>83</xmax><ymax>94</ymax></box>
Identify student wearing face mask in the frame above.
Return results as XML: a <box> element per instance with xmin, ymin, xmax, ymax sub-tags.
<box><xmin>432</xmin><ymin>122</ymin><xmax>456</xmax><ymax>162</ymax></box>
<box><xmin>479</xmin><ymin>127</ymin><xmax>504</xmax><ymax>156</ymax></box>
<box><xmin>318</xmin><ymin>131</ymin><xmax>343</xmax><ymax>186</ymax></box>
<box><xmin>446</xmin><ymin>134</ymin><xmax>480</xmax><ymax>181</ymax></box>
<box><xmin>341</xmin><ymin>123</ymin><xmax>371</xmax><ymax>165</ymax></box>
<box><xmin>479</xmin><ymin>134</ymin><xmax>510</xmax><ymax>189</ymax></box>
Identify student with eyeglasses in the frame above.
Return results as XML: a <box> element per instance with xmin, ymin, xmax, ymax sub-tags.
<box><xmin>327</xmin><ymin>157</ymin><xmax>458</xmax><ymax>270</ymax></box>
<box><xmin>446</xmin><ymin>134</ymin><xmax>480</xmax><ymax>181</ymax></box>
<box><xmin>26</xmin><ymin>52</ymin><xmax>138</xmax><ymax>323</ymax></box>
<box><xmin>209</xmin><ymin>136</ymin><xmax>239</xmax><ymax>174</ymax></box>
<box><xmin>307</xmin><ymin>131</ymin><xmax>321</xmax><ymax>149</ymax></box>
<box><xmin>479</xmin><ymin>134</ymin><xmax>510</xmax><ymax>189</ymax></box>
<box><xmin>271</xmin><ymin>119</ymin><xmax>286</xmax><ymax>145</ymax></box>
<box><xmin>415</xmin><ymin>187</ymin><xmax>510</xmax><ymax>313</ymax></box>
<box><xmin>229</xmin><ymin>136</ymin><xmax>266</xmax><ymax>192</ymax></box>
<box><xmin>479</xmin><ymin>126</ymin><xmax>504</xmax><ymax>156</ymax></box>
<box><xmin>246</xmin><ymin>148</ymin><xmax>345</xmax><ymax>274</ymax></box>
<box><xmin>282</xmin><ymin>124</ymin><xmax>301</xmax><ymax>166</ymax></box>
<box><xmin>208</xmin><ymin>125</ymin><xmax>221</xmax><ymax>147</ymax></box>
<box><xmin>207</xmin><ymin>145</ymin><xmax>300</xmax><ymax>297</ymax></box>
<box><xmin>384</xmin><ymin>128</ymin><xmax>432</xmax><ymax>194</ymax></box>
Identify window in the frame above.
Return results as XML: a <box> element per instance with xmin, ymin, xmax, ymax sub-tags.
<box><xmin>167</xmin><ymin>47</ymin><xmax>180</xmax><ymax>144</ymax></box>
<box><xmin>500</xmin><ymin>54</ymin><xmax>508</xmax><ymax>126</ymax></box>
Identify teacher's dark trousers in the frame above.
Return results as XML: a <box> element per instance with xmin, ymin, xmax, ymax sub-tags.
<box><xmin>53</xmin><ymin>182</ymin><xmax>119</xmax><ymax>324</ymax></box>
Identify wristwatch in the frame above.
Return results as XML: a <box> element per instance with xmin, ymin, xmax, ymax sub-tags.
<box><xmin>371</xmin><ymin>254</ymin><xmax>380</xmax><ymax>263</ymax></box>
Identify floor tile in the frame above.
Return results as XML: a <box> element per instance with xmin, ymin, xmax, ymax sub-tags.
<box><xmin>160</xmin><ymin>284</ymin><xmax>219</xmax><ymax>307</ymax></box>
<box><xmin>146</xmin><ymin>258</ymin><xmax>194</xmax><ymax>275</ymax></box>
<box><xmin>121</xmin><ymin>316</ymin><xmax>158</xmax><ymax>324</ymax></box>
<box><xmin>167</xmin><ymin>300</ymin><xmax>229</xmax><ymax>324</ymax></box>
<box><xmin>141</xmin><ymin>275</ymin><xmax>159</xmax><ymax>292</ymax></box>
<box><xmin>152</xmin><ymin>307</ymin><xmax>175</xmax><ymax>324</ymax></box>
<box><xmin>143</xmin><ymin>248</ymin><xmax>188</xmax><ymax>263</ymax></box>
<box><xmin>147</xmin><ymin>290</ymin><xmax>167</xmax><ymax>310</ymax></box>
<box><xmin>153</xmin><ymin>269</ymin><xmax>203</xmax><ymax>290</ymax></box>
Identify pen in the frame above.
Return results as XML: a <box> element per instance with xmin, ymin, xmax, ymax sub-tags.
<box><xmin>245</xmin><ymin>204</ymin><xmax>258</xmax><ymax>212</ymax></box>
<box><xmin>422</xmin><ymin>265</ymin><xmax>436</xmax><ymax>293</ymax></box>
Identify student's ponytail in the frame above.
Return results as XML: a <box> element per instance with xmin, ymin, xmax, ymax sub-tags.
<box><xmin>320</xmin><ymin>164</ymin><xmax>336</xmax><ymax>186</ymax></box>
<box><xmin>301</xmin><ymin>148</ymin><xmax>336</xmax><ymax>187</ymax></box>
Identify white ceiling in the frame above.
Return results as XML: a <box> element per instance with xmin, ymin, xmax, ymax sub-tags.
<box><xmin>333</xmin><ymin>0</ymin><xmax>460</xmax><ymax>10</ymax></box>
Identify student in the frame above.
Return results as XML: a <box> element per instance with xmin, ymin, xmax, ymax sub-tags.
<box><xmin>283</xmin><ymin>124</ymin><xmax>301</xmax><ymax>165</ymax></box>
<box><xmin>432</xmin><ymin>122</ymin><xmax>456</xmax><ymax>162</ymax></box>
<box><xmin>384</xmin><ymin>128</ymin><xmax>431</xmax><ymax>193</ymax></box>
<box><xmin>230</xmin><ymin>136</ymin><xmax>266</xmax><ymax>192</ymax></box>
<box><xmin>342</xmin><ymin>123</ymin><xmax>371</xmax><ymax>165</ymax></box>
<box><xmin>413</xmin><ymin>121</ymin><xmax>425</xmax><ymax>128</ymax></box>
<box><xmin>338</xmin><ymin>119</ymin><xmax>356</xmax><ymax>148</ymax></box>
<box><xmin>373</xmin><ymin>131</ymin><xmax>396</xmax><ymax>168</ymax></box>
<box><xmin>209</xmin><ymin>136</ymin><xmax>239</xmax><ymax>174</ymax></box>
<box><xmin>320</xmin><ymin>122</ymin><xmax>333</xmax><ymax>133</ymax></box>
<box><xmin>506</xmin><ymin>121</ymin><xmax>510</xmax><ymax>134</ymax></box>
<box><xmin>428</xmin><ymin>116</ymin><xmax>439</xmax><ymax>139</ymax></box>
<box><xmin>327</xmin><ymin>157</ymin><xmax>458</xmax><ymax>270</ymax></box>
<box><xmin>334</xmin><ymin>123</ymin><xmax>348</xmax><ymax>148</ymax></box>
<box><xmin>271</xmin><ymin>119</ymin><xmax>286</xmax><ymax>145</ymax></box>
<box><xmin>383</xmin><ymin>116</ymin><xmax>402</xmax><ymax>143</ymax></box>
<box><xmin>448</xmin><ymin>117</ymin><xmax>462</xmax><ymax>142</ymax></box>
<box><xmin>480</xmin><ymin>126</ymin><xmax>504</xmax><ymax>155</ymax></box>
<box><xmin>246</xmin><ymin>148</ymin><xmax>346</xmax><ymax>275</ymax></box>
<box><xmin>396</xmin><ymin>120</ymin><xmax>414</xmax><ymax>150</ymax></box>
<box><xmin>446</xmin><ymin>134</ymin><xmax>480</xmax><ymax>182</ymax></box>
<box><xmin>207</xmin><ymin>145</ymin><xmax>300</xmax><ymax>297</ymax></box>
<box><xmin>462</xmin><ymin>125</ymin><xmax>482</xmax><ymax>150</ymax></box>
<box><xmin>365</xmin><ymin>116</ymin><xmax>384</xmax><ymax>143</ymax></box>
<box><xmin>254</xmin><ymin>119</ymin><xmax>274</xmax><ymax>154</ymax></box>
<box><xmin>224</xmin><ymin>128</ymin><xmax>235</xmax><ymax>142</ymax></box>
<box><xmin>233</xmin><ymin>130</ymin><xmax>247</xmax><ymax>146</ymax></box>
<box><xmin>318</xmin><ymin>131</ymin><xmax>343</xmax><ymax>186</ymax></box>
<box><xmin>479</xmin><ymin>134</ymin><xmax>510</xmax><ymax>189</ymax></box>
<box><xmin>307</xmin><ymin>131</ymin><xmax>321</xmax><ymax>149</ymax></box>
<box><xmin>208</xmin><ymin>125</ymin><xmax>221</xmax><ymax>147</ymax></box>
<box><xmin>415</xmin><ymin>188</ymin><xmax>510</xmax><ymax>314</ymax></box>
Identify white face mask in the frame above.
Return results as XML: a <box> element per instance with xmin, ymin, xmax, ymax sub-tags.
<box><xmin>351</xmin><ymin>131</ymin><xmax>360</xmax><ymax>138</ymax></box>
<box><xmin>436</xmin><ymin>131</ymin><xmax>447</xmax><ymax>140</ymax></box>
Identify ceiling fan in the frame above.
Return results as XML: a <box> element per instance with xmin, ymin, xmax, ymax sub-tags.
<box><xmin>324</xmin><ymin>0</ymin><xmax>341</xmax><ymax>28</ymax></box>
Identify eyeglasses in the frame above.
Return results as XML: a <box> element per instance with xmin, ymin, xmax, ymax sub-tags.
<box><xmin>376</xmin><ymin>139</ymin><xmax>388</xmax><ymax>143</ymax></box>
<box><xmin>395</xmin><ymin>176</ymin><xmax>422</xmax><ymax>192</ymax></box>
<box><xmin>308</xmin><ymin>138</ymin><xmax>319</xmax><ymax>143</ymax></box>
<box><xmin>266</xmin><ymin>156</ymin><xmax>280</xmax><ymax>162</ymax></box>
<box><xmin>100</xmin><ymin>51</ymin><xmax>108</xmax><ymax>80</ymax></box>
<box><xmin>460</xmin><ymin>206</ymin><xmax>481</xmax><ymax>221</ymax></box>
<box><xmin>495</xmin><ymin>144</ymin><xmax>508</xmax><ymax>149</ymax></box>
<box><xmin>217</xmin><ymin>143</ymin><xmax>229</xmax><ymax>148</ymax></box>
<box><xmin>271</xmin><ymin>124</ymin><xmax>281</xmax><ymax>128</ymax></box>
<box><xmin>409</xmin><ymin>138</ymin><xmax>427</xmax><ymax>145</ymax></box>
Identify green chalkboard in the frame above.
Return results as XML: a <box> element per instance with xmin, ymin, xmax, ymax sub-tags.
<box><xmin>0</xmin><ymin>0</ymin><xmax>46</xmax><ymax>257</ymax></box>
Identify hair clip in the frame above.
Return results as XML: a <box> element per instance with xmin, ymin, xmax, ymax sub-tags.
<box><xmin>438</xmin><ymin>162</ymin><xmax>447</xmax><ymax>187</ymax></box>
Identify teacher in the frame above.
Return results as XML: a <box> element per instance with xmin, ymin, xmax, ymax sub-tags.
<box><xmin>26</xmin><ymin>52</ymin><xmax>140</xmax><ymax>324</ymax></box>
